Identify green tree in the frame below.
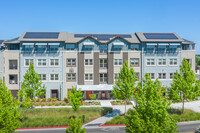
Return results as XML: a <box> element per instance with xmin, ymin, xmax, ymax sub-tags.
<box><xmin>168</xmin><ymin>58</ymin><xmax>200</xmax><ymax>113</ymax></box>
<box><xmin>112</xmin><ymin>60</ymin><xmax>138</xmax><ymax>115</ymax></box>
<box><xmin>68</xmin><ymin>86</ymin><xmax>84</xmax><ymax>116</ymax></box>
<box><xmin>0</xmin><ymin>79</ymin><xmax>21</xmax><ymax>132</ymax></box>
<box><xmin>126</xmin><ymin>74</ymin><xmax>177</xmax><ymax>133</ymax></box>
<box><xmin>21</xmin><ymin>63</ymin><xmax>46</xmax><ymax>99</ymax></box>
<box><xmin>66</xmin><ymin>118</ymin><xmax>86</xmax><ymax>133</ymax></box>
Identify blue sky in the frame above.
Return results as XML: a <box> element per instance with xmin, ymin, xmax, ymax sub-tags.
<box><xmin>0</xmin><ymin>0</ymin><xmax>200</xmax><ymax>54</ymax></box>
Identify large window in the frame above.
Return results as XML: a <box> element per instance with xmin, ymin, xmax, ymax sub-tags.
<box><xmin>100</xmin><ymin>45</ymin><xmax>108</xmax><ymax>53</ymax></box>
<box><xmin>147</xmin><ymin>45</ymin><xmax>155</xmax><ymax>52</ymax></box>
<box><xmin>37</xmin><ymin>45</ymin><xmax>46</xmax><ymax>52</ymax></box>
<box><xmin>66</xmin><ymin>44</ymin><xmax>75</xmax><ymax>50</ymax></box>
<box><xmin>9</xmin><ymin>75</ymin><xmax>18</xmax><ymax>84</ymax></box>
<box><xmin>37</xmin><ymin>59</ymin><xmax>46</xmax><ymax>66</ymax></box>
<box><xmin>158</xmin><ymin>58</ymin><xmax>166</xmax><ymax>65</ymax></box>
<box><xmin>85</xmin><ymin>74</ymin><xmax>93</xmax><ymax>81</ymax></box>
<box><xmin>114</xmin><ymin>59</ymin><xmax>123</xmax><ymax>65</ymax></box>
<box><xmin>100</xmin><ymin>59</ymin><xmax>107</xmax><ymax>68</ymax></box>
<box><xmin>49</xmin><ymin>45</ymin><xmax>59</xmax><ymax>52</ymax></box>
<box><xmin>25</xmin><ymin>59</ymin><xmax>34</xmax><ymax>66</ymax></box>
<box><xmin>39</xmin><ymin>74</ymin><xmax>46</xmax><ymax>81</ymax></box>
<box><xmin>9</xmin><ymin>60</ymin><xmax>17</xmax><ymax>70</ymax></box>
<box><xmin>50</xmin><ymin>74</ymin><xmax>59</xmax><ymax>81</ymax></box>
<box><xmin>169</xmin><ymin>58</ymin><xmax>177</xmax><ymax>65</ymax></box>
<box><xmin>67</xmin><ymin>59</ymin><xmax>76</xmax><ymax>66</ymax></box>
<box><xmin>158</xmin><ymin>45</ymin><xmax>166</xmax><ymax>53</ymax></box>
<box><xmin>85</xmin><ymin>59</ymin><xmax>93</xmax><ymax>65</ymax></box>
<box><xmin>100</xmin><ymin>73</ymin><xmax>107</xmax><ymax>83</ymax></box>
<box><xmin>169</xmin><ymin>45</ymin><xmax>177</xmax><ymax>52</ymax></box>
<box><xmin>146</xmin><ymin>58</ymin><xmax>155</xmax><ymax>66</ymax></box>
<box><xmin>50</xmin><ymin>59</ymin><xmax>59</xmax><ymax>66</ymax></box>
<box><xmin>130</xmin><ymin>45</ymin><xmax>139</xmax><ymax>51</ymax></box>
<box><xmin>24</xmin><ymin>45</ymin><xmax>34</xmax><ymax>52</ymax></box>
<box><xmin>67</xmin><ymin>73</ymin><xmax>76</xmax><ymax>81</ymax></box>
<box><xmin>149</xmin><ymin>73</ymin><xmax>155</xmax><ymax>79</ymax></box>
<box><xmin>130</xmin><ymin>58</ymin><xmax>139</xmax><ymax>67</ymax></box>
<box><xmin>170</xmin><ymin>73</ymin><xmax>174</xmax><ymax>79</ymax></box>
<box><xmin>84</xmin><ymin>45</ymin><xmax>93</xmax><ymax>51</ymax></box>
<box><xmin>113</xmin><ymin>45</ymin><xmax>122</xmax><ymax>51</ymax></box>
<box><xmin>158</xmin><ymin>73</ymin><xmax>166</xmax><ymax>79</ymax></box>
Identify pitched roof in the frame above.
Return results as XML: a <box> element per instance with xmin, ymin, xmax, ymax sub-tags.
<box><xmin>182</xmin><ymin>38</ymin><xmax>195</xmax><ymax>45</ymax></box>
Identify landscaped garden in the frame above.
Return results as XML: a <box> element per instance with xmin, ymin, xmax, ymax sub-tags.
<box><xmin>105</xmin><ymin>109</ymin><xmax>200</xmax><ymax>125</ymax></box>
<box><xmin>20</xmin><ymin>107</ymin><xmax>112</xmax><ymax>128</ymax></box>
<box><xmin>111</xmin><ymin>100</ymin><xmax>132</xmax><ymax>105</ymax></box>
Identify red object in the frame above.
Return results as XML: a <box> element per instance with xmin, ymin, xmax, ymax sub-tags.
<box><xmin>101</xmin><ymin>91</ymin><xmax>106</xmax><ymax>99</ymax></box>
<box><xmin>87</xmin><ymin>91</ymin><xmax>92</xmax><ymax>99</ymax></box>
<box><xmin>17</xmin><ymin>126</ymin><xmax>69</xmax><ymax>130</ymax></box>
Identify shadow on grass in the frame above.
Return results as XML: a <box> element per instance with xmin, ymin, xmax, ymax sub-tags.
<box><xmin>101</xmin><ymin>107</ymin><xmax>113</xmax><ymax>116</ymax></box>
<box><xmin>167</xmin><ymin>108</ymin><xmax>182</xmax><ymax>115</ymax></box>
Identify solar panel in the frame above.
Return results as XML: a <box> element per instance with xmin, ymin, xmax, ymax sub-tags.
<box><xmin>143</xmin><ymin>33</ymin><xmax>178</xmax><ymax>39</ymax></box>
<box><xmin>24</xmin><ymin>32</ymin><xmax>59</xmax><ymax>39</ymax></box>
<box><xmin>74</xmin><ymin>34</ymin><xmax>131</xmax><ymax>40</ymax></box>
<box><xmin>0</xmin><ymin>40</ymin><xmax>4</xmax><ymax>44</ymax></box>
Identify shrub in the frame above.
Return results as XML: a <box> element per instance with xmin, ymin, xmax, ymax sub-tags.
<box><xmin>55</xmin><ymin>103</ymin><xmax>60</xmax><ymax>106</ymax></box>
<box><xmin>47</xmin><ymin>103</ymin><xmax>52</xmax><ymax>106</ymax></box>
<box><xmin>47</xmin><ymin>98</ymin><xmax>52</xmax><ymax>102</ymax></box>
<box><xmin>52</xmin><ymin>97</ymin><xmax>58</xmax><ymax>102</ymax></box>
<box><xmin>61</xmin><ymin>103</ymin><xmax>67</xmax><ymax>106</ymax></box>
<box><xmin>64</xmin><ymin>97</ymin><xmax>69</xmax><ymax>103</ymax></box>
<box><xmin>36</xmin><ymin>98</ymin><xmax>41</xmax><ymax>102</ymax></box>
<box><xmin>52</xmin><ymin>102</ymin><xmax>55</xmax><ymax>105</ymax></box>
<box><xmin>41</xmin><ymin>103</ymin><xmax>45</xmax><ymax>106</ymax></box>
<box><xmin>89</xmin><ymin>94</ymin><xmax>96</xmax><ymax>100</ymax></box>
<box><xmin>41</xmin><ymin>98</ymin><xmax>46</xmax><ymax>102</ymax></box>
<box><xmin>66</xmin><ymin>118</ymin><xmax>86</xmax><ymax>133</ymax></box>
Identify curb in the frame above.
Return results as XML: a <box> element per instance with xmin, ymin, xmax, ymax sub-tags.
<box><xmin>99</xmin><ymin>124</ymin><xmax>125</xmax><ymax>127</ymax></box>
<box><xmin>16</xmin><ymin>126</ymin><xmax>69</xmax><ymax>130</ymax></box>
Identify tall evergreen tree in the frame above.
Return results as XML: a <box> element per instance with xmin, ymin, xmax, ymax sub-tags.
<box><xmin>126</xmin><ymin>74</ymin><xmax>177</xmax><ymax>133</ymax></box>
<box><xmin>112</xmin><ymin>60</ymin><xmax>138</xmax><ymax>115</ymax></box>
<box><xmin>21</xmin><ymin>63</ymin><xmax>46</xmax><ymax>99</ymax></box>
<box><xmin>168</xmin><ymin>58</ymin><xmax>200</xmax><ymax>113</ymax></box>
<box><xmin>0</xmin><ymin>79</ymin><xmax>21</xmax><ymax>132</ymax></box>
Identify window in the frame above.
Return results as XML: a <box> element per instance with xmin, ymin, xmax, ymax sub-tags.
<box><xmin>25</xmin><ymin>59</ymin><xmax>34</xmax><ymax>66</ymax></box>
<box><xmin>100</xmin><ymin>59</ymin><xmax>107</xmax><ymax>68</ymax></box>
<box><xmin>146</xmin><ymin>58</ymin><xmax>155</xmax><ymax>66</ymax></box>
<box><xmin>38</xmin><ymin>59</ymin><xmax>46</xmax><ymax>66</ymax></box>
<box><xmin>114</xmin><ymin>73</ymin><xmax>119</xmax><ymax>80</ymax></box>
<box><xmin>9</xmin><ymin>75</ymin><xmax>18</xmax><ymax>84</ymax></box>
<box><xmin>158</xmin><ymin>45</ymin><xmax>166</xmax><ymax>53</ymax></box>
<box><xmin>147</xmin><ymin>45</ymin><xmax>155</xmax><ymax>52</ymax></box>
<box><xmin>50</xmin><ymin>59</ymin><xmax>59</xmax><ymax>66</ymax></box>
<box><xmin>37</xmin><ymin>45</ymin><xmax>46</xmax><ymax>52</ymax></box>
<box><xmin>130</xmin><ymin>45</ymin><xmax>139</xmax><ymax>51</ymax></box>
<box><xmin>50</xmin><ymin>74</ymin><xmax>59</xmax><ymax>81</ymax></box>
<box><xmin>149</xmin><ymin>73</ymin><xmax>155</xmax><ymax>79</ymax></box>
<box><xmin>170</xmin><ymin>73</ymin><xmax>174</xmax><ymax>79</ymax></box>
<box><xmin>169</xmin><ymin>45</ymin><xmax>177</xmax><ymax>52</ymax></box>
<box><xmin>85</xmin><ymin>74</ymin><xmax>93</xmax><ymax>81</ymax></box>
<box><xmin>24</xmin><ymin>45</ymin><xmax>34</xmax><ymax>52</ymax></box>
<box><xmin>84</xmin><ymin>45</ymin><xmax>93</xmax><ymax>51</ymax></box>
<box><xmin>158</xmin><ymin>73</ymin><xmax>166</xmax><ymax>79</ymax></box>
<box><xmin>186</xmin><ymin>59</ymin><xmax>192</xmax><ymax>66</ymax></box>
<box><xmin>67</xmin><ymin>59</ymin><xmax>76</xmax><ymax>66</ymax></box>
<box><xmin>100</xmin><ymin>73</ymin><xmax>107</xmax><ymax>83</ymax></box>
<box><xmin>9</xmin><ymin>60</ymin><xmax>17</xmax><ymax>70</ymax></box>
<box><xmin>114</xmin><ymin>45</ymin><xmax>122</xmax><ymax>51</ymax></box>
<box><xmin>158</xmin><ymin>59</ymin><xmax>166</xmax><ymax>65</ymax></box>
<box><xmin>67</xmin><ymin>73</ymin><xmax>76</xmax><ymax>81</ymax></box>
<box><xmin>100</xmin><ymin>45</ymin><xmax>108</xmax><ymax>53</ymax></box>
<box><xmin>114</xmin><ymin>59</ymin><xmax>123</xmax><ymax>65</ymax></box>
<box><xmin>49</xmin><ymin>45</ymin><xmax>59</xmax><ymax>52</ymax></box>
<box><xmin>134</xmin><ymin>73</ymin><xmax>139</xmax><ymax>81</ymax></box>
<box><xmin>169</xmin><ymin>59</ymin><xmax>177</xmax><ymax>65</ymax></box>
<box><xmin>39</xmin><ymin>74</ymin><xmax>46</xmax><ymax>81</ymax></box>
<box><xmin>130</xmin><ymin>58</ymin><xmax>139</xmax><ymax>67</ymax></box>
<box><xmin>85</xmin><ymin>59</ymin><xmax>93</xmax><ymax>65</ymax></box>
<box><xmin>66</xmin><ymin>44</ymin><xmax>75</xmax><ymax>50</ymax></box>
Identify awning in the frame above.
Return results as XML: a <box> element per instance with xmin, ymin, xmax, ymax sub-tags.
<box><xmin>83</xmin><ymin>42</ymin><xmax>95</xmax><ymax>45</ymax></box>
<box><xmin>77</xmin><ymin>84</ymin><xmax>113</xmax><ymax>91</ymax></box>
<box><xmin>146</xmin><ymin>43</ymin><xmax>157</xmax><ymax>45</ymax></box>
<box><xmin>22</xmin><ymin>43</ymin><xmax>34</xmax><ymax>45</ymax></box>
<box><xmin>158</xmin><ymin>43</ymin><xmax>169</xmax><ymax>45</ymax></box>
<box><xmin>169</xmin><ymin>43</ymin><xmax>180</xmax><ymax>46</ymax></box>
<box><xmin>35</xmin><ymin>43</ymin><xmax>47</xmax><ymax>45</ymax></box>
<box><xmin>113</xmin><ymin>42</ymin><xmax>124</xmax><ymax>45</ymax></box>
<box><xmin>48</xmin><ymin>43</ymin><xmax>60</xmax><ymax>45</ymax></box>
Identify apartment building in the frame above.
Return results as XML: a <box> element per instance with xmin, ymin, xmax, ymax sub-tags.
<box><xmin>0</xmin><ymin>32</ymin><xmax>196</xmax><ymax>100</ymax></box>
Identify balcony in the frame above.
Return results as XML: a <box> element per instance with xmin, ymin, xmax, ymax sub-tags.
<box><xmin>9</xmin><ymin>75</ymin><xmax>18</xmax><ymax>84</ymax></box>
<box><xmin>9</xmin><ymin>60</ymin><xmax>17</xmax><ymax>70</ymax></box>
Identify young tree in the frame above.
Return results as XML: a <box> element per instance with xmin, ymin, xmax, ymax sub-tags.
<box><xmin>0</xmin><ymin>79</ymin><xmax>21</xmax><ymax>132</ymax></box>
<box><xmin>112</xmin><ymin>60</ymin><xmax>138</xmax><ymax>115</ymax></box>
<box><xmin>66</xmin><ymin>118</ymin><xmax>86</xmax><ymax>133</ymax></box>
<box><xmin>126</xmin><ymin>74</ymin><xmax>177</xmax><ymax>133</ymax></box>
<box><xmin>21</xmin><ymin>63</ymin><xmax>46</xmax><ymax>99</ymax></box>
<box><xmin>168</xmin><ymin>58</ymin><xmax>200</xmax><ymax>113</ymax></box>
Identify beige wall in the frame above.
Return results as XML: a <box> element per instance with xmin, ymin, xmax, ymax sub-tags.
<box><xmin>181</xmin><ymin>50</ymin><xmax>195</xmax><ymax>71</ymax></box>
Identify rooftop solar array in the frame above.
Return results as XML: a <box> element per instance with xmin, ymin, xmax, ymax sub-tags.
<box><xmin>143</xmin><ymin>33</ymin><xmax>178</xmax><ymax>39</ymax></box>
<box><xmin>0</xmin><ymin>40</ymin><xmax>4</xmax><ymax>44</ymax></box>
<box><xmin>74</xmin><ymin>34</ymin><xmax>132</xmax><ymax>40</ymax></box>
<box><xmin>24</xmin><ymin>32</ymin><xmax>60</xmax><ymax>39</ymax></box>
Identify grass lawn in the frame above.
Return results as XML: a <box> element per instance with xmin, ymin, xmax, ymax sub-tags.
<box><xmin>20</xmin><ymin>107</ymin><xmax>112</xmax><ymax>128</ymax></box>
<box><xmin>105</xmin><ymin>109</ymin><xmax>200</xmax><ymax>125</ymax></box>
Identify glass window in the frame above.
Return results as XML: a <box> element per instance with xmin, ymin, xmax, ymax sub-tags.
<box><xmin>50</xmin><ymin>74</ymin><xmax>59</xmax><ymax>80</ymax></box>
<box><xmin>130</xmin><ymin>58</ymin><xmax>139</xmax><ymax>66</ymax></box>
<box><xmin>147</xmin><ymin>58</ymin><xmax>155</xmax><ymax>65</ymax></box>
<box><xmin>38</xmin><ymin>59</ymin><xmax>46</xmax><ymax>66</ymax></box>
<box><xmin>25</xmin><ymin>59</ymin><xmax>34</xmax><ymax>66</ymax></box>
<box><xmin>25</xmin><ymin>45</ymin><xmax>34</xmax><ymax>52</ymax></box>
<box><xmin>37</xmin><ymin>45</ymin><xmax>46</xmax><ymax>51</ymax></box>
<box><xmin>66</xmin><ymin>44</ymin><xmax>75</xmax><ymax>50</ymax></box>
<box><xmin>100</xmin><ymin>45</ymin><xmax>108</xmax><ymax>53</ymax></box>
<box><xmin>67</xmin><ymin>73</ymin><xmax>76</xmax><ymax>81</ymax></box>
<box><xmin>39</xmin><ymin>74</ymin><xmax>46</xmax><ymax>81</ymax></box>
<box><xmin>84</xmin><ymin>45</ymin><xmax>93</xmax><ymax>51</ymax></box>
<box><xmin>50</xmin><ymin>59</ymin><xmax>59</xmax><ymax>66</ymax></box>
<box><xmin>100</xmin><ymin>59</ymin><xmax>107</xmax><ymax>68</ymax></box>
<box><xmin>158</xmin><ymin>58</ymin><xmax>166</xmax><ymax>65</ymax></box>
<box><xmin>158</xmin><ymin>73</ymin><xmax>166</xmax><ymax>79</ymax></box>
<box><xmin>114</xmin><ymin>45</ymin><xmax>122</xmax><ymax>51</ymax></box>
<box><xmin>100</xmin><ymin>73</ymin><xmax>107</xmax><ymax>83</ymax></box>
<box><xmin>149</xmin><ymin>73</ymin><xmax>155</xmax><ymax>79</ymax></box>
<box><xmin>130</xmin><ymin>45</ymin><xmax>139</xmax><ymax>51</ymax></box>
<box><xmin>169</xmin><ymin>58</ymin><xmax>177</xmax><ymax>65</ymax></box>
<box><xmin>49</xmin><ymin>45</ymin><xmax>59</xmax><ymax>52</ymax></box>
<box><xmin>85</xmin><ymin>59</ymin><xmax>93</xmax><ymax>65</ymax></box>
<box><xmin>170</xmin><ymin>73</ymin><xmax>174</xmax><ymax>79</ymax></box>
<box><xmin>85</xmin><ymin>74</ymin><xmax>93</xmax><ymax>81</ymax></box>
<box><xmin>67</xmin><ymin>59</ymin><xmax>76</xmax><ymax>66</ymax></box>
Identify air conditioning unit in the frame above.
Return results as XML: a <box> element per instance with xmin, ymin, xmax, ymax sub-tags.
<box><xmin>69</xmin><ymin>68</ymin><xmax>74</xmax><ymax>73</ymax></box>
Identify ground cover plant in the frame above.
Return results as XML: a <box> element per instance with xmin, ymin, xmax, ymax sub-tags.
<box><xmin>20</xmin><ymin>107</ymin><xmax>112</xmax><ymax>128</ymax></box>
<box><xmin>83</xmin><ymin>101</ymin><xmax>100</xmax><ymax>105</ymax></box>
<box><xmin>111</xmin><ymin>100</ymin><xmax>132</xmax><ymax>105</ymax></box>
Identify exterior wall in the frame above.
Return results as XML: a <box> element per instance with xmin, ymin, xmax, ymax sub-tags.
<box><xmin>0</xmin><ymin>48</ymin><xmax>3</xmax><ymax>80</ymax></box>
<box><xmin>19</xmin><ymin>42</ymin><xmax>65</xmax><ymax>100</ymax></box>
<box><xmin>3</xmin><ymin>50</ymin><xmax>20</xmax><ymax>90</ymax></box>
<box><xmin>181</xmin><ymin>50</ymin><xmax>195</xmax><ymax>71</ymax></box>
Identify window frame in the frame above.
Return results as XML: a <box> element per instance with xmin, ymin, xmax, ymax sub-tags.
<box><xmin>85</xmin><ymin>73</ymin><xmax>93</xmax><ymax>81</ymax></box>
<box><xmin>100</xmin><ymin>59</ymin><xmax>108</xmax><ymax>68</ymax></box>
<box><xmin>66</xmin><ymin>44</ymin><xmax>75</xmax><ymax>50</ymax></box>
<box><xmin>169</xmin><ymin>58</ymin><xmax>177</xmax><ymax>66</ymax></box>
<box><xmin>39</xmin><ymin>74</ymin><xmax>47</xmax><ymax>81</ymax></box>
<box><xmin>50</xmin><ymin>59</ymin><xmax>59</xmax><ymax>67</ymax></box>
<box><xmin>37</xmin><ymin>59</ymin><xmax>47</xmax><ymax>67</ymax></box>
<box><xmin>50</xmin><ymin>74</ymin><xmax>59</xmax><ymax>81</ymax></box>
<box><xmin>130</xmin><ymin>58</ymin><xmax>139</xmax><ymax>67</ymax></box>
<box><xmin>24</xmin><ymin>59</ymin><xmax>34</xmax><ymax>67</ymax></box>
<box><xmin>146</xmin><ymin>58</ymin><xmax>155</xmax><ymax>66</ymax></box>
<box><xmin>66</xmin><ymin>58</ymin><xmax>76</xmax><ymax>67</ymax></box>
<box><xmin>85</xmin><ymin>59</ymin><xmax>93</xmax><ymax>66</ymax></box>
<box><xmin>99</xmin><ymin>73</ymin><xmax>108</xmax><ymax>83</ymax></box>
<box><xmin>158</xmin><ymin>58</ymin><xmax>166</xmax><ymax>66</ymax></box>
<box><xmin>158</xmin><ymin>73</ymin><xmax>166</xmax><ymax>80</ymax></box>
<box><xmin>66</xmin><ymin>73</ymin><xmax>76</xmax><ymax>82</ymax></box>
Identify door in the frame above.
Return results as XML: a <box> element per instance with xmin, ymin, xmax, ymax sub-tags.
<box><xmin>51</xmin><ymin>90</ymin><xmax>58</xmax><ymax>98</ymax></box>
<box><xmin>101</xmin><ymin>91</ymin><xmax>106</xmax><ymax>99</ymax></box>
<box><xmin>87</xmin><ymin>91</ymin><xmax>92</xmax><ymax>99</ymax></box>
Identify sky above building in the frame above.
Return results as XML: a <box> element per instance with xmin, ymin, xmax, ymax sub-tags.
<box><xmin>0</xmin><ymin>0</ymin><xmax>199</xmax><ymax>54</ymax></box>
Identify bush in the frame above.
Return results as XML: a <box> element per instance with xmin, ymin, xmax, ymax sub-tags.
<box><xmin>36</xmin><ymin>98</ymin><xmax>41</xmax><ymax>102</ymax></box>
<box><xmin>47</xmin><ymin>103</ymin><xmax>52</xmax><ymax>106</ymax></box>
<box><xmin>55</xmin><ymin>103</ymin><xmax>60</xmax><ymax>106</ymax></box>
<box><xmin>41</xmin><ymin>103</ymin><xmax>45</xmax><ymax>106</ymax></box>
<box><xmin>61</xmin><ymin>103</ymin><xmax>67</xmax><ymax>106</ymax></box>
<box><xmin>41</xmin><ymin>98</ymin><xmax>46</xmax><ymax>102</ymax></box>
<box><xmin>64</xmin><ymin>97</ymin><xmax>69</xmax><ymax>103</ymax></box>
<box><xmin>52</xmin><ymin>97</ymin><xmax>58</xmax><ymax>102</ymax></box>
<box><xmin>89</xmin><ymin>94</ymin><xmax>96</xmax><ymax>100</ymax></box>
<box><xmin>66</xmin><ymin>118</ymin><xmax>86</xmax><ymax>133</ymax></box>
<box><xmin>47</xmin><ymin>98</ymin><xmax>52</xmax><ymax>102</ymax></box>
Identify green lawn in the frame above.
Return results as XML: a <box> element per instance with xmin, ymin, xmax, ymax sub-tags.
<box><xmin>105</xmin><ymin>109</ymin><xmax>200</xmax><ymax>125</ymax></box>
<box><xmin>20</xmin><ymin>107</ymin><xmax>112</xmax><ymax>128</ymax></box>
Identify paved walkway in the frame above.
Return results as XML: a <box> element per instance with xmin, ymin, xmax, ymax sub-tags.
<box><xmin>100</xmin><ymin>100</ymin><xmax>112</xmax><ymax>106</ymax></box>
<box><xmin>170</xmin><ymin>101</ymin><xmax>200</xmax><ymax>113</ymax></box>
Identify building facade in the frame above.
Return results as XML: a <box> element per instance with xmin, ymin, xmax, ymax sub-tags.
<box><xmin>0</xmin><ymin>32</ymin><xmax>196</xmax><ymax>100</ymax></box>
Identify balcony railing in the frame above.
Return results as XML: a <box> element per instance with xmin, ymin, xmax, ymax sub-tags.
<box><xmin>9</xmin><ymin>65</ymin><xmax>17</xmax><ymax>70</ymax></box>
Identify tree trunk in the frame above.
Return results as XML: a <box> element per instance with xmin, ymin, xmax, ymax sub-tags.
<box><xmin>125</xmin><ymin>99</ymin><xmax>127</xmax><ymax>116</ymax></box>
<box><xmin>182</xmin><ymin>96</ymin><xmax>184</xmax><ymax>114</ymax></box>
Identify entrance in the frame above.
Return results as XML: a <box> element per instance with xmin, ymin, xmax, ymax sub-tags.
<box><xmin>87</xmin><ymin>91</ymin><xmax>92</xmax><ymax>99</ymax></box>
<box><xmin>101</xmin><ymin>91</ymin><xmax>106</xmax><ymax>99</ymax></box>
